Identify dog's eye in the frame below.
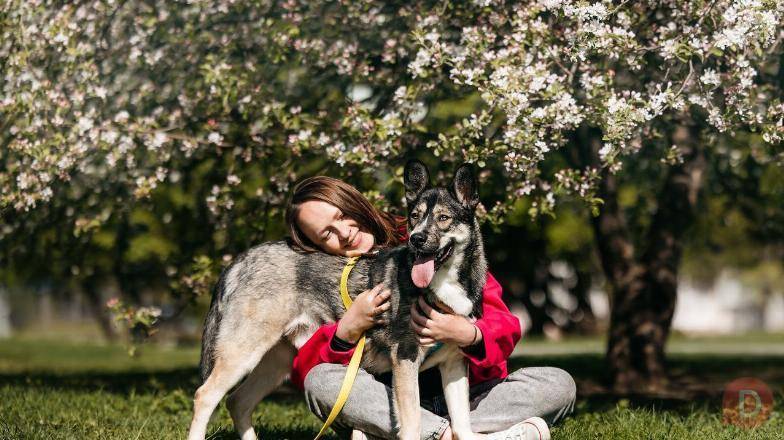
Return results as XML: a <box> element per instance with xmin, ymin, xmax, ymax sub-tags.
<box><xmin>438</xmin><ymin>214</ymin><xmax>450</xmax><ymax>222</ymax></box>
<box><xmin>410</xmin><ymin>212</ymin><xmax>419</xmax><ymax>220</ymax></box>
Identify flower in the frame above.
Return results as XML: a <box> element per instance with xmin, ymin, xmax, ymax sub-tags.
<box><xmin>207</xmin><ymin>132</ymin><xmax>223</xmax><ymax>144</ymax></box>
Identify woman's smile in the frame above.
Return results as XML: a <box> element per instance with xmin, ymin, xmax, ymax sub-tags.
<box><xmin>296</xmin><ymin>199</ymin><xmax>376</xmax><ymax>256</ymax></box>
<box><xmin>347</xmin><ymin>229</ymin><xmax>361</xmax><ymax>249</ymax></box>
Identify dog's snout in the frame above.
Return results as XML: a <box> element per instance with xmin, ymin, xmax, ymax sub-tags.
<box><xmin>410</xmin><ymin>233</ymin><xmax>426</xmax><ymax>248</ymax></box>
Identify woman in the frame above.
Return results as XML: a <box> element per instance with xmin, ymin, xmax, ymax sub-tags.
<box><xmin>286</xmin><ymin>176</ymin><xmax>575</xmax><ymax>440</ymax></box>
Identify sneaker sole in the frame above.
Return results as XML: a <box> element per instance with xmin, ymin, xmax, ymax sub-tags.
<box><xmin>522</xmin><ymin>416</ymin><xmax>551</xmax><ymax>440</ymax></box>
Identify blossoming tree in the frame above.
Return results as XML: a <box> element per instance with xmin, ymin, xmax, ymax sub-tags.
<box><xmin>2</xmin><ymin>0</ymin><xmax>782</xmax><ymax>392</ymax></box>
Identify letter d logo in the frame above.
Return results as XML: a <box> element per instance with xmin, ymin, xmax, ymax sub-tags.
<box><xmin>738</xmin><ymin>389</ymin><xmax>762</xmax><ymax>419</ymax></box>
<box><xmin>722</xmin><ymin>377</ymin><xmax>773</xmax><ymax>428</ymax></box>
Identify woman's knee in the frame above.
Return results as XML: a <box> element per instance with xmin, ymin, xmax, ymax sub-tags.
<box><xmin>303</xmin><ymin>363</ymin><xmax>348</xmax><ymax>415</ymax></box>
<box><xmin>304</xmin><ymin>363</ymin><xmax>347</xmax><ymax>391</ymax></box>
<box><xmin>548</xmin><ymin>367</ymin><xmax>577</xmax><ymax>407</ymax></box>
<box><xmin>508</xmin><ymin>366</ymin><xmax>576</xmax><ymax>409</ymax></box>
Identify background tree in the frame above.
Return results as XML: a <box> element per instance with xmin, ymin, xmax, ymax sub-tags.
<box><xmin>409</xmin><ymin>0</ymin><xmax>783</xmax><ymax>393</ymax></box>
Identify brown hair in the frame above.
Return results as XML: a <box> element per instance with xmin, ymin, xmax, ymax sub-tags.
<box><xmin>285</xmin><ymin>176</ymin><xmax>405</xmax><ymax>252</ymax></box>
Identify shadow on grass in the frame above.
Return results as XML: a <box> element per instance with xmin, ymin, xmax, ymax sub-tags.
<box><xmin>2</xmin><ymin>352</ymin><xmax>782</xmax><ymax>420</ymax></box>
<box><xmin>0</xmin><ymin>367</ymin><xmax>201</xmax><ymax>395</ymax></box>
<box><xmin>509</xmin><ymin>353</ymin><xmax>784</xmax><ymax>415</ymax></box>
<box><xmin>206</xmin><ymin>427</ymin><xmax>338</xmax><ymax>440</ymax></box>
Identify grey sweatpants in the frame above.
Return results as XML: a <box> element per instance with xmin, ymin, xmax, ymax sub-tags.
<box><xmin>303</xmin><ymin>364</ymin><xmax>576</xmax><ymax>440</ymax></box>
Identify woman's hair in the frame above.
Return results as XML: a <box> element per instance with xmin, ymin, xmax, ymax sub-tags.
<box><xmin>285</xmin><ymin>176</ymin><xmax>404</xmax><ymax>252</ymax></box>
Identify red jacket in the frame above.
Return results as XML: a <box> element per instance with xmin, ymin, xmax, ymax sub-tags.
<box><xmin>290</xmin><ymin>271</ymin><xmax>521</xmax><ymax>390</ymax></box>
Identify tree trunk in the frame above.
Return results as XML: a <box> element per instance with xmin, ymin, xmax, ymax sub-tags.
<box><xmin>599</xmin><ymin>124</ymin><xmax>706</xmax><ymax>393</ymax></box>
<box><xmin>591</xmin><ymin>165</ymin><xmax>656</xmax><ymax>392</ymax></box>
<box><xmin>576</xmin><ymin>123</ymin><xmax>706</xmax><ymax>393</ymax></box>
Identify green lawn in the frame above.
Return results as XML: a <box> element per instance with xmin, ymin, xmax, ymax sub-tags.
<box><xmin>0</xmin><ymin>335</ymin><xmax>782</xmax><ymax>439</ymax></box>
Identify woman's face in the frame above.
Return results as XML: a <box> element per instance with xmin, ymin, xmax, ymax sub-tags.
<box><xmin>296</xmin><ymin>200</ymin><xmax>376</xmax><ymax>257</ymax></box>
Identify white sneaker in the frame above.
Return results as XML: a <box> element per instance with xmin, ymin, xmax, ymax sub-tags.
<box><xmin>484</xmin><ymin>417</ymin><xmax>551</xmax><ymax>440</ymax></box>
<box><xmin>350</xmin><ymin>429</ymin><xmax>369</xmax><ymax>440</ymax></box>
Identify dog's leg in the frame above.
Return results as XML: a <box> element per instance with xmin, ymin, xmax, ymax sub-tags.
<box><xmin>392</xmin><ymin>345</ymin><xmax>422</xmax><ymax>440</ymax></box>
<box><xmin>227</xmin><ymin>340</ymin><xmax>296</xmax><ymax>440</ymax></box>
<box><xmin>439</xmin><ymin>355</ymin><xmax>475</xmax><ymax>440</ymax></box>
<box><xmin>188</xmin><ymin>339</ymin><xmax>276</xmax><ymax>440</ymax></box>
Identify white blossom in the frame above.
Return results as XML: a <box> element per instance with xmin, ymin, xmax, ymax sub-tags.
<box><xmin>700</xmin><ymin>69</ymin><xmax>721</xmax><ymax>87</ymax></box>
<box><xmin>207</xmin><ymin>132</ymin><xmax>224</xmax><ymax>145</ymax></box>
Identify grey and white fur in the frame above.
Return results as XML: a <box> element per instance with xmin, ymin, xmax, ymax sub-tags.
<box><xmin>188</xmin><ymin>160</ymin><xmax>487</xmax><ymax>440</ymax></box>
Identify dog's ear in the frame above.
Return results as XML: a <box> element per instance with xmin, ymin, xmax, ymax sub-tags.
<box><xmin>404</xmin><ymin>160</ymin><xmax>430</xmax><ymax>203</ymax></box>
<box><xmin>452</xmin><ymin>163</ymin><xmax>479</xmax><ymax>209</ymax></box>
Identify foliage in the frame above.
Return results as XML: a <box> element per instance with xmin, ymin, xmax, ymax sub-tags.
<box><xmin>680</xmin><ymin>132</ymin><xmax>784</xmax><ymax>295</ymax></box>
<box><xmin>2</xmin><ymin>1</ymin><xmax>782</xmax><ymax>216</ymax></box>
<box><xmin>1</xmin><ymin>1</ymin><xmax>783</xmax><ymax>334</ymax></box>
<box><xmin>105</xmin><ymin>296</ymin><xmax>161</xmax><ymax>349</ymax></box>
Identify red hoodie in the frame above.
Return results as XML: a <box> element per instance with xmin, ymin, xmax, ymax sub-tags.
<box><xmin>289</xmin><ymin>269</ymin><xmax>521</xmax><ymax>390</ymax></box>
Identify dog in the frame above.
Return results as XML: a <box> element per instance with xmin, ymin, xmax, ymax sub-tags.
<box><xmin>188</xmin><ymin>160</ymin><xmax>487</xmax><ymax>440</ymax></box>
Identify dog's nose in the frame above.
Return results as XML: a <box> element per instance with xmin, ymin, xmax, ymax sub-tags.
<box><xmin>410</xmin><ymin>233</ymin><xmax>426</xmax><ymax>248</ymax></box>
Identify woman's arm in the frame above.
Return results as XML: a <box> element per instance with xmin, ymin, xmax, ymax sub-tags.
<box><xmin>460</xmin><ymin>272</ymin><xmax>521</xmax><ymax>368</ymax></box>
<box><xmin>290</xmin><ymin>321</ymin><xmax>355</xmax><ymax>390</ymax></box>
<box><xmin>409</xmin><ymin>272</ymin><xmax>521</xmax><ymax>368</ymax></box>
<box><xmin>290</xmin><ymin>284</ymin><xmax>390</xmax><ymax>390</ymax></box>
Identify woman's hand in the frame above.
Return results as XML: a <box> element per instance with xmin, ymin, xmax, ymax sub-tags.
<box><xmin>410</xmin><ymin>296</ymin><xmax>482</xmax><ymax>347</ymax></box>
<box><xmin>335</xmin><ymin>283</ymin><xmax>390</xmax><ymax>344</ymax></box>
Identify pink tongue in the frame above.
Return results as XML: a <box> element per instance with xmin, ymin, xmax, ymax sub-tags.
<box><xmin>412</xmin><ymin>257</ymin><xmax>435</xmax><ymax>288</ymax></box>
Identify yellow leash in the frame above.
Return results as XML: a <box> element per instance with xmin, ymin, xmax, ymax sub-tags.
<box><xmin>314</xmin><ymin>256</ymin><xmax>364</xmax><ymax>440</ymax></box>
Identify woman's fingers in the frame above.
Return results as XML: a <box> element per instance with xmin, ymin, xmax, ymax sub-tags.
<box><xmin>356</xmin><ymin>284</ymin><xmax>386</xmax><ymax>307</ymax></box>
<box><xmin>369</xmin><ymin>283</ymin><xmax>385</xmax><ymax>296</ymax></box>
<box><xmin>370</xmin><ymin>303</ymin><xmax>389</xmax><ymax>319</ymax></box>
<box><xmin>417</xmin><ymin>336</ymin><xmax>436</xmax><ymax>346</ymax></box>
<box><xmin>411</xmin><ymin>318</ymin><xmax>432</xmax><ymax>336</ymax></box>
<box><xmin>412</xmin><ymin>315</ymin><xmax>440</xmax><ymax>344</ymax></box>
<box><xmin>410</xmin><ymin>302</ymin><xmax>432</xmax><ymax>327</ymax></box>
<box><xmin>417</xmin><ymin>296</ymin><xmax>441</xmax><ymax>318</ymax></box>
<box><xmin>357</xmin><ymin>284</ymin><xmax>385</xmax><ymax>305</ymax></box>
<box><xmin>373</xmin><ymin>288</ymin><xmax>391</xmax><ymax>305</ymax></box>
<box><xmin>373</xmin><ymin>301</ymin><xmax>391</xmax><ymax>315</ymax></box>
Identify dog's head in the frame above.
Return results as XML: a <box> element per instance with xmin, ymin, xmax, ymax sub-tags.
<box><xmin>403</xmin><ymin>160</ymin><xmax>480</xmax><ymax>289</ymax></box>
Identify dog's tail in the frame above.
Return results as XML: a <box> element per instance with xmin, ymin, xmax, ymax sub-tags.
<box><xmin>199</xmin><ymin>269</ymin><xmax>228</xmax><ymax>383</ymax></box>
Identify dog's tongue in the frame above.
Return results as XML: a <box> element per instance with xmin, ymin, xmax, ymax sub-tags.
<box><xmin>412</xmin><ymin>256</ymin><xmax>435</xmax><ymax>288</ymax></box>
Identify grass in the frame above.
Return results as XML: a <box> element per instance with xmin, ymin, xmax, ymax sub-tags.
<box><xmin>1</xmin><ymin>335</ymin><xmax>782</xmax><ymax>439</ymax></box>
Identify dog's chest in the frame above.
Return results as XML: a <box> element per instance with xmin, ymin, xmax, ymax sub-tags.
<box><xmin>428</xmin><ymin>255</ymin><xmax>472</xmax><ymax>316</ymax></box>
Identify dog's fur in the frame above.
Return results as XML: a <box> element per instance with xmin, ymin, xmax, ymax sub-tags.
<box><xmin>188</xmin><ymin>161</ymin><xmax>487</xmax><ymax>440</ymax></box>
